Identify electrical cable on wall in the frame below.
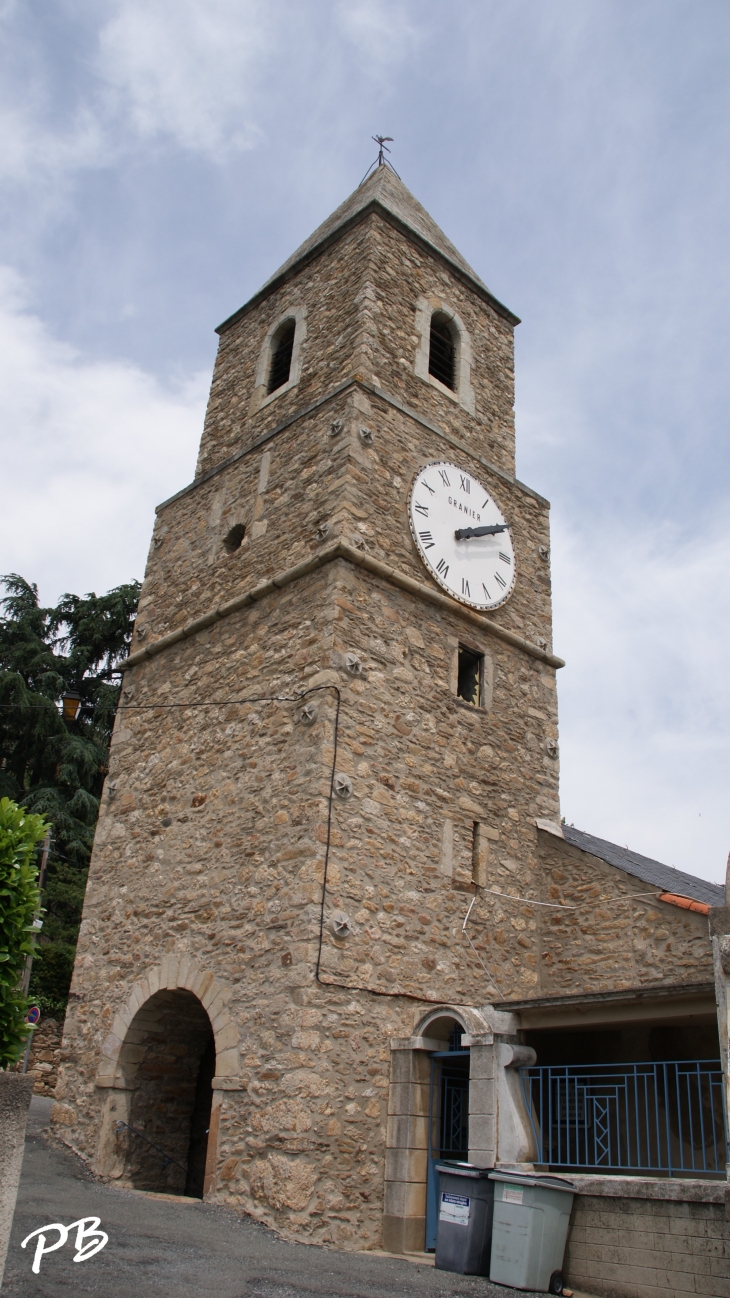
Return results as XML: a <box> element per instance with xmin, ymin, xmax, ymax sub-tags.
<box><xmin>7</xmin><ymin>690</ymin><xmax>694</xmax><ymax>1008</ymax></box>
<box><xmin>114</xmin><ymin>684</ymin><xmax>444</xmax><ymax>1006</ymax></box>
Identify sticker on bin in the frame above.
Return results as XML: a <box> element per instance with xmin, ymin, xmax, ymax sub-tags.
<box><xmin>439</xmin><ymin>1192</ymin><xmax>470</xmax><ymax>1225</ymax></box>
<box><xmin>502</xmin><ymin>1186</ymin><xmax>524</xmax><ymax>1204</ymax></box>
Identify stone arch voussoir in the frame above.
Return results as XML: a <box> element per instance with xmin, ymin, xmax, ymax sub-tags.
<box><xmin>413</xmin><ymin>1003</ymin><xmax>491</xmax><ymax>1041</ymax></box>
<box><xmin>95</xmin><ymin>956</ymin><xmax>239</xmax><ymax>1090</ymax></box>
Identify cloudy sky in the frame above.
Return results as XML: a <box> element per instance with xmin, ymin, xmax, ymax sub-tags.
<box><xmin>1</xmin><ymin>1</ymin><xmax>728</xmax><ymax>883</ymax></box>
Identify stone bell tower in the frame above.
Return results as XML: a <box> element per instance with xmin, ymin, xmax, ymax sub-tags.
<box><xmin>55</xmin><ymin>162</ymin><xmax>563</xmax><ymax>1252</ymax></box>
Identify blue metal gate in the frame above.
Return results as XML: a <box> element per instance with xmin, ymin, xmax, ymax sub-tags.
<box><xmin>426</xmin><ymin>1048</ymin><xmax>470</xmax><ymax>1248</ymax></box>
<box><xmin>520</xmin><ymin>1059</ymin><xmax>727</xmax><ymax>1176</ymax></box>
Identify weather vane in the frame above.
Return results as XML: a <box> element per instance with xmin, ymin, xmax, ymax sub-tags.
<box><xmin>373</xmin><ymin>134</ymin><xmax>393</xmax><ymax>165</ymax></box>
<box><xmin>360</xmin><ymin>136</ymin><xmax>401</xmax><ymax>185</ymax></box>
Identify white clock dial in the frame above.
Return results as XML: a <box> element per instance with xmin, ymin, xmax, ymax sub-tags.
<box><xmin>408</xmin><ymin>461</ymin><xmax>516</xmax><ymax>610</ymax></box>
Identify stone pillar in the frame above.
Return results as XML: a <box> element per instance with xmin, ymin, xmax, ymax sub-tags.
<box><xmin>383</xmin><ymin>1035</ymin><xmax>440</xmax><ymax>1254</ymax></box>
<box><xmin>0</xmin><ymin>1072</ymin><xmax>34</xmax><ymax>1288</ymax></box>
<box><xmin>467</xmin><ymin>1035</ymin><xmax>496</xmax><ymax>1166</ymax></box>
<box><xmin>494</xmin><ymin>1042</ymin><xmax>538</xmax><ymax>1166</ymax></box>
<box><xmin>464</xmin><ymin>1014</ymin><xmax>537</xmax><ymax>1170</ymax></box>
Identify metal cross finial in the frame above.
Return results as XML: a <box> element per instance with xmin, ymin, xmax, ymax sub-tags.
<box><xmin>372</xmin><ymin>135</ymin><xmax>393</xmax><ymax>166</ymax></box>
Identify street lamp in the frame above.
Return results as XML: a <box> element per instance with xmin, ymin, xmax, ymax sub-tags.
<box><xmin>62</xmin><ymin>689</ymin><xmax>82</xmax><ymax>722</ymax></box>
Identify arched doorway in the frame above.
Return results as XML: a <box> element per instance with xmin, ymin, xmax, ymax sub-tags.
<box><xmin>117</xmin><ymin>989</ymin><xmax>215</xmax><ymax>1196</ymax></box>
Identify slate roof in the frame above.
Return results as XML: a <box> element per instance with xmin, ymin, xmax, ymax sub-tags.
<box><xmin>259</xmin><ymin>163</ymin><xmax>492</xmax><ymax>296</ymax></box>
<box><xmin>561</xmin><ymin>825</ymin><xmax>724</xmax><ymax>908</ymax></box>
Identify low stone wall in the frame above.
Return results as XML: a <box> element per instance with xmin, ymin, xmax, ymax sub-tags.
<box><xmin>15</xmin><ymin>1017</ymin><xmax>63</xmax><ymax>1096</ymax></box>
<box><xmin>563</xmin><ymin>1175</ymin><xmax>730</xmax><ymax>1298</ymax></box>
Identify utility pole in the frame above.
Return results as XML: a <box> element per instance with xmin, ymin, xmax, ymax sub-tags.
<box><xmin>20</xmin><ymin>829</ymin><xmax>51</xmax><ymax>1074</ymax></box>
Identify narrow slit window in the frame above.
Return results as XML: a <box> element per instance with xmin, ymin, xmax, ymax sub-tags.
<box><xmin>471</xmin><ymin>822</ymin><xmax>486</xmax><ymax>887</ymax></box>
<box><xmin>457</xmin><ymin>645</ymin><xmax>483</xmax><ymax>706</ymax></box>
<box><xmin>267</xmin><ymin>319</ymin><xmax>296</xmax><ymax>394</ymax></box>
<box><xmin>428</xmin><ymin>314</ymin><xmax>456</xmax><ymax>390</ymax></box>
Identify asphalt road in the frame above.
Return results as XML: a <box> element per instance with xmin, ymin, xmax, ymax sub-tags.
<box><xmin>1</xmin><ymin>1099</ymin><xmax>552</xmax><ymax>1298</ymax></box>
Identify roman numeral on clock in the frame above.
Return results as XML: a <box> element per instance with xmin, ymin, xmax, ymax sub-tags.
<box><xmin>438</xmin><ymin>469</ymin><xmax>450</xmax><ymax>487</ymax></box>
<box><xmin>482</xmin><ymin>583</ymin><xmax>491</xmax><ymax>601</ymax></box>
<box><xmin>422</xmin><ymin>480</ymin><xmax>435</xmax><ymax>495</ymax></box>
<box><xmin>419</xmin><ymin>531</ymin><xmax>435</xmax><ymax>549</ymax></box>
<box><xmin>436</xmin><ymin>558</ymin><xmax>450</xmax><ymax>578</ymax></box>
<box><xmin>414</xmin><ymin>502</ymin><xmax>429</xmax><ymax>517</ymax></box>
<box><xmin>462</xmin><ymin>578</ymin><xmax>470</xmax><ymax>597</ymax></box>
<box><xmin>482</xmin><ymin>497</ymin><xmax>490</xmax><ymax>509</ymax></box>
<box><xmin>499</xmin><ymin>552</ymin><xmax>511</xmax><ymax>565</ymax></box>
<box><xmin>460</xmin><ymin>475</ymin><xmax>470</xmax><ymax>493</ymax></box>
<box><xmin>494</xmin><ymin>571</ymin><xmax>507</xmax><ymax>589</ymax></box>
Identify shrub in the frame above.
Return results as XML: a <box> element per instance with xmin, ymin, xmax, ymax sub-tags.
<box><xmin>0</xmin><ymin>797</ymin><xmax>48</xmax><ymax>1067</ymax></box>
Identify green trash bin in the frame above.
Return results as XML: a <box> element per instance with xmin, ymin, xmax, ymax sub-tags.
<box><xmin>489</xmin><ymin>1170</ymin><xmax>575</xmax><ymax>1294</ymax></box>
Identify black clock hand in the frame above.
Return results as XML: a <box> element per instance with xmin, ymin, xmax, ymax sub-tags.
<box><xmin>454</xmin><ymin>524</ymin><xmax>509</xmax><ymax>540</ymax></box>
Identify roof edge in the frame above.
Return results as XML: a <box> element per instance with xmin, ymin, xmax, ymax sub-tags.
<box><xmin>493</xmin><ymin>981</ymin><xmax>717</xmax><ymax>1013</ymax></box>
<box><xmin>537</xmin><ymin>820</ymin><xmax>724</xmax><ymax>907</ymax></box>
<box><xmin>215</xmin><ymin>199</ymin><xmax>520</xmax><ymax>335</ymax></box>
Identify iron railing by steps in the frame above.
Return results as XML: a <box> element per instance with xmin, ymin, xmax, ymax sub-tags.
<box><xmin>519</xmin><ymin>1060</ymin><xmax>727</xmax><ymax>1177</ymax></box>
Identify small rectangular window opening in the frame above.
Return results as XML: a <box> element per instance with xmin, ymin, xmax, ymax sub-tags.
<box><xmin>267</xmin><ymin>320</ymin><xmax>296</xmax><ymax>394</ymax></box>
<box><xmin>457</xmin><ymin>645</ymin><xmax>482</xmax><ymax>706</ymax></box>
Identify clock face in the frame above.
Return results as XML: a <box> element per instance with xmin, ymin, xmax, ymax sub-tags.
<box><xmin>408</xmin><ymin>461</ymin><xmax>516</xmax><ymax>611</ymax></box>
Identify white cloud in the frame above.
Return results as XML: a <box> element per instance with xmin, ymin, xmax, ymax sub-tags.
<box><xmin>553</xmin><ymin>510</ymin><xmax>730</xmax><ymax>884</ymax></box>
<box><xmin>334</xmin><ymin>0</ymin><xmax>423</xmax><ymax>72</ymax></box>
<box><xmin>0</xmin><ymin>267</ymin><xmax>207</xmax><ymax>603</ymax></box>
<box><xmin>0</xmin><ymin>101</ymin><xmax>103</xmax><ymax>186</ymax></box>
<box><xmin>95</xmin><ymin>0</ymin><xmax>272</xmax><ymax>157</ymax></box>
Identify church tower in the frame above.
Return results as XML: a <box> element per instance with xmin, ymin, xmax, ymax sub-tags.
<box><xmin>55</xmin><ymin>162</ymin><xmax>564</xmax><ymax>1252</ymax></box>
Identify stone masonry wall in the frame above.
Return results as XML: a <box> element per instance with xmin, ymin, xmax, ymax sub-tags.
<box><xmin>564</xmin><ymin>1183</ymin><xmax>730</xmax><ymax>1298</ymax></box>
<box><xmin>14</xmin><ymin>1016</ymin><xmax>62</xmax><ymax>1096</ymax></box>
<box><xmin>135</xmin><ymin>384</ymin><xmax>552</xmax><ymax>671</ymax></box>
<box><xmin>530</xmin><ymin>834</ymin><xmax>714</xmax><ymax>994</ymax></box>
<box><xmin>56</xmin><ymin>179</ymin><xmax>716</xmax><ymax>1256</ymax></box>
<box><xmin>196</xmin><ymin>210</ymin><xmax>517</xmax><ymax>481</ymax></box>
<box><xmin>56</xmin><ymin>558</ymin><xmax>714</xmax><ymax>1245</ymax></box>
<box><xmin>361</xmin><ymin>215</ymin><xmax>517</xmax><ymax>477</ymax></box>
<box><xmin>196</xmin><ymin>219</ymin><xmax>369</xmax><ymax>477</ymax></box>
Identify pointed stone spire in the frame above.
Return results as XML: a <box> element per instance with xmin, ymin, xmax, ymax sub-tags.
<box><xmin>260</xmin><ymin>163</ymin><xmax>491</xmax><ymax>295</ymax></box>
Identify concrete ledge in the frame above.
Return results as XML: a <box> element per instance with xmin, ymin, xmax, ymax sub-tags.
<box><xmin>389</xmin><ymin>1036</ymin><xmax>444</xmax><ymax>1053</ymax></box>
<box><xmin>119</xmin><ymin>543</ymin><xmax>564</xmax><ymax>674</ymax></box>
<box><xmin>551</xmin><ymin>1173</ymin><xmax>727</xmax><ymax>1203</ymax></box>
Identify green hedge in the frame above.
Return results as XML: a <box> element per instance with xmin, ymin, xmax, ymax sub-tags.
<box><xmin>0</xmin><ymin>797</ymin><xmax>48</xmax><ymax>1067</ymax></box>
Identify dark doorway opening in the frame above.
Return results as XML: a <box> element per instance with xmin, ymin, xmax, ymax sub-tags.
<box><xmin>185</xmin><ymin>1035</ymin><xmax>216</xmax><ymax>1197</ymax></box>
<box><xmin>120</xmin><ymin>989</ymin><xmax>216</xmax><ymax>1197</ymax></box>
<box><xmin>426</xmin><ymin>1021</ymin><xmax>470</xmax><ymax>1249</ymax></box>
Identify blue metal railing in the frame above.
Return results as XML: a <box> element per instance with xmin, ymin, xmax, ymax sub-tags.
<box><xmin>520</xmin><ymin>1060</ymin><xmax>728</xmax><ymax>1177</ymax></box>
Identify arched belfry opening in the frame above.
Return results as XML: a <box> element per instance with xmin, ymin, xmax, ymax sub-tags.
<box><xmin>267</xmin><ymin>317</ymin><xmax>296</xmax><ymax>393</ymax></box>
<box><xmin>116</xmin><ymin>989</ymin><xmax>216</xmax><ymax>1197</ymax></box>
<box><xmin>428</xmin><ymin>312</ymin><xmax>456</xmax><ymax>390</ymax></box>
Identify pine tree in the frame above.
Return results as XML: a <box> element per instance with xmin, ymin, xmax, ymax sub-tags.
<box><xmin>0</xmin><ymin>574</ymin><xmax>139</xmax><ymax>1014</ymax></box>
